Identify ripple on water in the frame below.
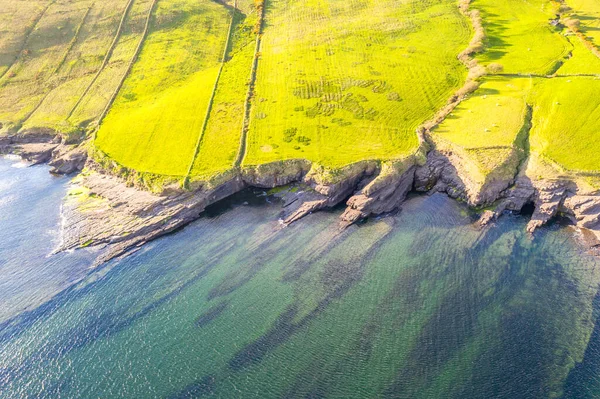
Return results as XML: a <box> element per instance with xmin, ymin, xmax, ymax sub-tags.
<box><xmin>1</xmin><ymin>175</ymin><xmax>600</xmax><ymax>398</ymax></box>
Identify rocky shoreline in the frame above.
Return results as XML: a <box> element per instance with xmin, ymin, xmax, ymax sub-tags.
<box><xmin>2</xmin><ymin>130</ymin><xmax>599</xmax><ymax>266</ymax></box>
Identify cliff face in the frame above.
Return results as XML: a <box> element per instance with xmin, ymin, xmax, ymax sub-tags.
<box><xmin>0</xmin><ymin>132</ymin><xmax>87</xmax><ymax>173</ymax></box>
<box><xmin>2</xmin><ymin>130</ymin><xmax>599</xmax><ymax>266</ymax></box>
<box><xmin>59</xmin><ymin>144</ymin><xmax>600</xmax><ymax>265</ymax></box>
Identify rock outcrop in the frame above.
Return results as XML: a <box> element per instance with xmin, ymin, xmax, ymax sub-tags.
<box><xmin>60</xmin><ymin>171</ymin><xmax>246</xmax><ymax>266</ymax></box>
<box><xmin>0</xmin><ymin>132</ymin><xmax>87</xmax><ymax>174</ymax></box>
<box><xmin>3</xmin><ymin>128</ymin><xmax>600</xmax><ymax>265</ymax></box>
<box><xmin>49</xmin><ymin>145</ymin><xmax>88</xmax><ymax>174</ymax></box>
<box><xmin>282</xmin><ymin>161</ymin><xmax>378</xmax><ymax>225</ymax></box>
<box><xmin>340</xmin><ymin>162</ymin><xmax>416</xmax><ymax>227</ymax></box>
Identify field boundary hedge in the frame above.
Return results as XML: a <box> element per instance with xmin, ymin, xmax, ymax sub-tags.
<box><xmin>184</xmin><ymin>0</ymin><xmax>239</xmax><ymax>184</ymax></box>
<box><xmin>19</xmin><ymin>4</ymin><xmax>95</xmax><ymax>129</ymax></box>
<box><xmin>234</xmin><ymin>0</ymin><xmax>266</xmax><ymax>168</ymax></box>
<box><xmin>94</xmin><ymin>0</ymin><xmax>159</xmax><ymax>131</ymax></box>
<box><xmin>66</xmin><ymin>0</ymin><xmax>136</xmax><ymax>121</ymax></box>
<box><xmin>0</xmin><ymin>0</ymin><xmax>58</xmax><ymax>83</ymax></box>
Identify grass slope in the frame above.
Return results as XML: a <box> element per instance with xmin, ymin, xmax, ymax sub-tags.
<box><xmin>558</xmin><ymin>34</ymin><xmax>600</xmax><ymax>75</ymax></box>
<box><xmin>473</xmin><ymin>0</ymin><xmax>570</xmax><ymax>75</ymax></box>
<box><xmin>3</xmin><ymin>0</ymin><xmax>600</xmax><ymax>186</ymax></box>
<box><xmin>0</xmin><ymin>0</ymin><xmax>155</xmax><ymax>137</ymax></box>
<box><xmin>95</xmin><ymin>0</ymin><xmax>231</xmax><ymax>176</ymax></box>
<box><xmin>431</xmin><ymin>77</ymin><xmax>532</xmax><ymax>186</ymax></box>
<box><xmin>243</xmin><ymin>0</ymin><xmax>470</xmax><ymax>169</ymax></box>
<box><xmin>68</xmin><ymin>0</ymin><xmax>157</xmax><ymax>129</ymax></box>
<box><xmin>0</xmin><ymin>1</ymin><xmax>51</xmax><ymax>79</ymax></box>
<box><xmin>189</xmin><ymin>0</ymin><xmax>259</xmax><ymax>180</ymax></box>
<box><xmin>0</xmin><ymin>0</ymin><xmax>92</xmax><ymax>130</ymax></box>
<box><xmin>566</xmin><ymin>0</ymin><xmax>600</xmax><ymax>49</ymax></box>
<box><xmin>435</xmin><ymin>0</ymin><xmax>600</xmax><ymax>183</ymax></box>
<box><xmin>434</xmin><ymin>77</ymin><xmax>532</xmax><ymax>150</ymax></box>
<box><xmin>529</xmin><ymin>77</ymin><xmax>600</xmax><ymax>172</ymax></box>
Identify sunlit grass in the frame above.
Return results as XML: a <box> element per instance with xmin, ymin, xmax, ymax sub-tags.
<box><xmin>244</xmin><ymin>0</ymin><xmax>470</xmax><ymax>169</ymax></box>
<box><xmin>0</xmin><ymin>0</ymin><xmax>147</xmax><ymax>134</ymax></box>
<box><xmin>566</xmin><ymin>0</ymin><xmax>600</xmax><ymax>48</ymax></box>
<box><xmin>67</xmin><ymin>0</ymin><xmax>156</xmax><ymax>128</ymax></box>
<box><xmin>558</xmin><ymin>34</ymin><xmax>600</xmax><ymax>75</ymax></box>
<box><xmin>190</xmin><ymin>3</ymin><xmax>258</xmax><ymax>179</ymax></box>
<box><xmin>529</xmin><ymin>76</ymin><xmax>600</xmax><ymax>172</ymax></box>
<box><xmin>473</xmin><ymin>0</ymin><xmax>570</xmax><ymax>75</ymax></box>
<box><xmin>0</xmin><ymin>1</ymin><xmax>48</xmax><ymax>79</ymax></box>
<box><xmin>433</xmin><ymin>77</ymin><xmax>532</xmax><ymax>150</ymax></box>
<box><xmin>96</xmin><ymin>0</ymin><xmax>230</xmax><ymax>176</ymax></box>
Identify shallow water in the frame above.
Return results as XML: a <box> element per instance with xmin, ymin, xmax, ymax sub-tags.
<box><xmin>0</xmin><ymin>157</ymin><xmax>94</xmax><ymax>324</ymax></box>
<box><xmin>1</xmin><ymin>157</ymin><xmax>600</xmax><ymax>398</ymax></box>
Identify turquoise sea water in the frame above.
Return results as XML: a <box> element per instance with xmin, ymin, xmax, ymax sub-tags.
<box><xmin>1</xmin><ymin>156</ymin><xmax>600</xmax><ymax>398</ymax></box>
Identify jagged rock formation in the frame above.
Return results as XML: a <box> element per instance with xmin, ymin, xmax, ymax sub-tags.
<box><xmin>2</xmin><ymin>128</ymin><xmax>600</xmax><ymax>266</ymax></box>
<box><xmin>0</xmin><ymin>132</ymin><xmax>88</xmax><ymax>172</ymax></box>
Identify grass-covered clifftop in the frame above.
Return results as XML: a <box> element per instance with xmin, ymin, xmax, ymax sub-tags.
<box><xmin>1</xmin><ymin>0</ymin><xmax>600</xmax><ymax>190</ymax></box>
<box><xmin>431</xmin><ymin>0</ymin><xmax>600</xmax><ymax>196</ymax></box>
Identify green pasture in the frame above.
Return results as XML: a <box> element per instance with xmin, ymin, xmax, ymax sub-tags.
<box><xmin>558</xmin><ymin>34</ymin><xmax>600</xmax><ymax>75</ymax></box>
<box><xmin>529</xmin><ymin>77</ymin><xmax>600</xmax><ymax>172</ymax></box>
<box><xmin>0</xmin><ymin>0</ymin><xmax>92</xmax><ymax>128</ymax></box>
<box><xmin>243</xmin><ymin>0</ymin><xmax>470</xmax><ymax>169</ymax></box>
<box><xmin>2</xmin><ymin>0</ymin><xmax>600</xmax><ymax>184</ymax></box>
<box><xmin>190</xmin><ymin>2</ymin><xmax>259</xmax><ymax>180</ymax></box>
<box><xmin>24</xmin><ymin>0</ymin><xmax>146</xmax><ymax>135</ymax></box>
<box><xmin>473</xmin><ymin>0</ymin><xmax>570</xmax><ymax>75</ymax></box>
<box><xmin>0</xmin><ymin>1</ymin><xmax>49</xmax><ymax>79</ymax></box>
<box><xmin>567</xmin><ymin>0</ymin><xmax>600</xmax><ymax>48</ymax></box>
<box><xmin>433</xmin><ymin>77</ymin><xmax>532</xmax><ymax>150</ymax></box>
<box><xmin>0</xmin><ymin>0</ymin><xmax>154</xmax><ymax>136</ymax></box>
<box><xmin>431</xmin><ymin>77</ymin><xmax>532</xmax><ymax>182</ymax></box>
<box><xmin>433</xmin><ymin>0</ymin><xmax>600</xmax><ymax>179</ymax></box>
<box><xmin>56</xmin><ymin>0</ymin><xmax>156</xmax><ymax>131</ymax></box>
<box><xmin>95</xmin><ymin>0</ymin><xmax>231</xmax><ymax>176</ymax></box>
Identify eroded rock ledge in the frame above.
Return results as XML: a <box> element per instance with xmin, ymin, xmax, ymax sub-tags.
<box><xmin>2</xmin><ymin>133</ymin><xmax>599</xmax><ymax>265</ymax></box>
<box><xmin>0</xmin><ymin>131</ymin><xmax>87</xmax><ymax>174</ymax></box>
<box><xmin>66</xmin><ymin>148</ymin><xmax>600</xmax><ymax>264</ymax></box>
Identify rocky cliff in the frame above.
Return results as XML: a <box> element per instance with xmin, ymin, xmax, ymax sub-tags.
<box><xmin>2</xmin><ymin>129</ymin><xmax>599</xmax><ymax>265</ymax></box>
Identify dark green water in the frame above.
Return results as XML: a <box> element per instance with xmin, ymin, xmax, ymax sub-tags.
<box><xmin>1</xmin><ymin>157</ymin><xmax>600</xmax><ymax>398</ymax></box>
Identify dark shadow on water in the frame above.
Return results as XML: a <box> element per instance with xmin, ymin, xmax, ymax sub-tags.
<box><xmin>228</xmin><ymin>244</ymin><xmax>382</xmax><ymax>372</ymax></box>
<box><xmin>195</xmin><ymin>301</ymin><xmax>230</xmax><ymax>328</ymax></box>
<box><xmin>562</xmin><ymin>291</ymin><xmax>600</xmax><ymax>399</ymax></box>
<box><xmin>519</xmin><ymin>201</ymin><xmax>535</xmax><ymax>217</ymax></box>
<box><xmin>167</xmin><ymin>375</ymin><xmax>216</xmax><ymax>399</ymax></box>
<box><xmin>202</xmin><ymin>187</ymin><xmax>283</xmax><ymax>219</ymax></box>
<box><xmin>0</xmin><ymin>240</ymin><xmax>237</xmax><ymax>388</ymax></box>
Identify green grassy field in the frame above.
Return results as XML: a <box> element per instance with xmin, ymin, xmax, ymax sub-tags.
<box><xmin>432</xmin><ymin>77</ymin><xmax>532</xmax><ymax>183</ymax></box>
<box><xmin>243</xmin><ymin>0</ymin><xmax>470</xmax><ymax>169</ymax></box>
<box><xmin>0</xmin><ymin>0</ymin><xmax>156</xmax><ymax>138</ymax></box>
<box><xmin>2</xmin><ymin>0</ymin><xmax>600</xmax><ymax>185</ymax></box>
<box><xmin>473</xmin><ymin>0</ymin><xmax>570</xmax><ymax>75</ymax></box>
<box><xmin>95</xmin><ymin>0</ymin><xmax>231</xmax><ymax>176</ymax></box>
<box><xmin>432</xmin><ymin>0</ymin><xmax>600</xmax><ymax>181</ymax></box>
<box><xmin>566</xmin><ymin>0</ymin><xmax>600</xmax><ymax>49</ymax></box>
<box><xmin>434</xmin><ymin>77</ymin><xmax>532</xmax><ymax>150</ymax></box>
<box><xmin>558</xmin><ymin>34</ymin><xmax>600</xmax><ymax>75</ymax></box>
<box><xmin>529</xmin><ymin>77</ymin><xmax>600</xmax><ymax>172</ymax></box>
<box><xmin>189</xmin><ymin>0</ymin><xmax>259</xmax><ymax>181</ymax></box>
<box><xmin>0</xmin><ymin>0</ymin><xmax>95</xmax><ymax>130</ymax></box>
<box><xmin>0</xmin><ymin>1</ymin><xmax>49</xmax><ymax>79</ymax></box>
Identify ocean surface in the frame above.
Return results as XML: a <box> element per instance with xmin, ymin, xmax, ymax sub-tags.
<box><xmin>1</xmin><ymin>156</ymin><xmax>600</xmax><ymax>398</ymax></box>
